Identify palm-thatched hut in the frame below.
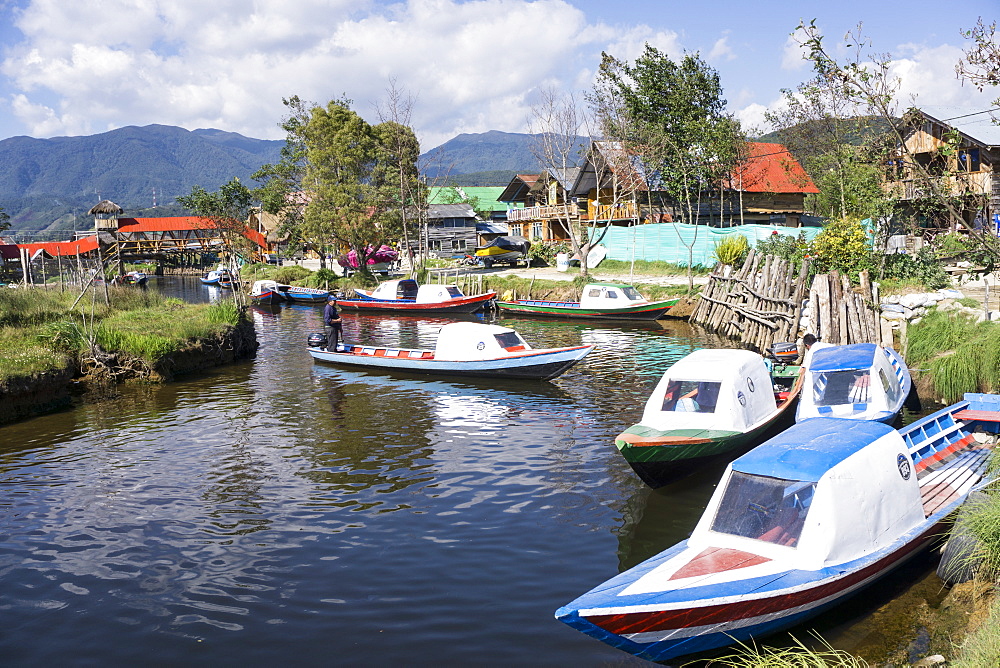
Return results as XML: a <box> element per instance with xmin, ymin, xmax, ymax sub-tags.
<box><xmin>89</xmin><ymin>200</ymin><xmax>123</xmax><ymax>230</ymax></box>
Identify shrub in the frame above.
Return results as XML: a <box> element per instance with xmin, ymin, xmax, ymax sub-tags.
<box><xmin>810</xmin><ymin>218</ymin><xmax>874</xmax><ymax>281</ymax></box>
<box><xmin>711</xmin><ymin>234</ymin><xmax>749</xmax><ymax>266</ymax></box>
<box><xmin>753</xmin><ymin>232</ymin><xmax>810</xmax><ymax>268</ymax></box>
<box><xmin>877</xmin><ymin>247</ymin><xmax>950</xmax><ymax>289</ymax></box>
<box><xmin>273</xmin><ymin>265</ymin><xmax>313</xmax><ymax>284</ymax></box>
<box><xmin>527</xmin><ymin>240</ymin><xmax>572</xmax><ymax>266</ymax></box>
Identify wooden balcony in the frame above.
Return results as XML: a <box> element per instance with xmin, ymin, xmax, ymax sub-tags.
<box><xmin>586</xmin><ymin>201</ymin><xmax>639</xmax><ymax>222</ymax></box>
<box><xmin>889</xmin><ymin>171</ymin><xmax>992</xmax><ymax>201</ymax></box>
<box><xmin>506</xmin><ymin>205</ymin><xmax>577</xmax><ymax>221</ymax></box>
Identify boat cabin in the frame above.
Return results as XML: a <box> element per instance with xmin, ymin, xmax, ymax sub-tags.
<box><xmin>579</xmin><ymin>283</ymin><xmax>649</xmax><ymax>309</ymax></box>
<box><xmin>434</xmin><ymin>323</ymin><xmax>531</xmax><ymax>361</ymax></box>
<box><xmin>688</xmin><ymin>419</ymin><xmax>923</xmax><ymax>570</ymax></box>
<box><xmin>416</xmin><ymin>284</ymin><xmax>466</xmax><ymax>304</ymax></box>
<box><xmin>639</xmin><ymin>349</ymin><xmax>780</xmax><ymax>432</ymax></box>
<box><xmin>798</xmin><ymin>343</ymin><xmax>905</xmax><ymax>420</ymax></box>
<box><xmin>369</xmin><ymin>279</ymin><xmax>419</xmax><ymax>301</ymax></box>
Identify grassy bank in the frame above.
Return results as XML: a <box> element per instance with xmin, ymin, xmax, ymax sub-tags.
<box><xmin>0</xmin><ymin>286</ymin><xmax>250</xmax><ymax>383</ymax></box>
<box><xmin>905</xmin><ymin>310</ymin><xmax>1000</xmax><ymax>403</ymax></box>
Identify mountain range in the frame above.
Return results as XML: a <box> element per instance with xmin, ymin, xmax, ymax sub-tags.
<box><xmin>0</xmin><ymin>125</ymin><xmax>551</xmax><ymax>239</ymax></box>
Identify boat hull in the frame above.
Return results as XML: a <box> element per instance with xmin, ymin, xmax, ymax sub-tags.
<box><xmin>251</xmin><ymin>289</ymin><xmax>284</xmax><ymax>305</ymax></box>
<box><xmin>337</xmin><ymin>292</ymin><xmax>495</xmax><ymax>314</ymax></box>
<box><xmin>280</xmin><ymin>288</ymin><xmax>331</xmax><ymax>303</ymax></box>
<box><xmin>557</xmin><ymin>519</ymin><xmax>945</xmax><ymax>662</ymax></box>
<box><xmin>497</xmin><ymin>298</ymin><xmax>679</xmax><ymax>320</ymax></box>
<box><xmin>308</xmin><ymin>344</ymin><xmax>592</xmax><ymax>380</ymax></box>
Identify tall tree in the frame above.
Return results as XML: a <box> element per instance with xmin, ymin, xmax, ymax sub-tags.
<box><xmin>591</xmin><ymin>45</ymin><xmax>745</xmax><ymax>289</ymax></box>
<box><xmin>0</xmin><ymin>206</ymin><xmax>9</xmax><ymax>232</ymax></box>
<box><xmin>375</xmin><ymin>81</ymin><xmax>426</xmax><ymax>275</ymax></box>
<box><xmin>528</xmin><ymin>87</ymin><xmax>607</xmax><ymax>276</ymax></box>
<box><xmin>253</xmin><ymin>96</ymin><xmax>312</xmax><ymax>257</ymax></box>
<box><xmin>302</xmin><ymin>100</ymin><xmax>415</xmax><ymax>280</ymax></box>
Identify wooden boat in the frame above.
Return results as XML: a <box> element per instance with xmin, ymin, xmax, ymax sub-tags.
<box><xmin>278</xmin><ymin>284</ymin><xmax>331</xmax><ymax>303</ymax></box>
<box><xmin>615</xmin><ymin>348</ymin><xmax>803</xmax><ymax>488</ymax></box>
<box><xmin>474</xmin><ymin>235</ymin><xmax>530</xmax><ymax>267</ymax></box>
<box><xmin>200</xmin><ymin>265</ymin><xmax>230</xmax><ymax>286</ymax></box>
<box><xmin>248</xmin><ymin>279</ymin><xmax>286</xmax><ymax>305</ymax></box>
<box><xmin>557</xmin><ymin>394</ymin><xmax>1000</xmax><ymax>663</ymax></box>
<box><xmin>796</xmin><ymin>342</ymin><xmax>911</xmax><ymax>423</ymax></box>
<box><xmin>497</xmin><ymin>282</ymin><xmax>679</xmax><ymax>320</ymax></box>
<box><xmin>340</xmin><ymin>280</ymin><xmax>496</xmax><ymax>314</ymax></box>
<box><xmin>307</xmin><ymin>322</ymin><xmax>593</xmax><ymax>380</ymax></box>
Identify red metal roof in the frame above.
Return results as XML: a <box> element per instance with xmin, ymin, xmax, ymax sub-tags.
<box><xmin>732</xmin><ymin>142</ymin><xmax>820</xmax><ymax>194</ymax></box>
<box><xmin>0</xmin><ymin>244</ymin><xmax>21</xmax><ymax>260</ymax></box>
<box><xmin>18</xmin><ymin>236</ymin><xmax>98</xmax><ymax>257</ymax></box>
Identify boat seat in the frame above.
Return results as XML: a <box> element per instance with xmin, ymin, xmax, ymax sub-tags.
<box><xmin>675</xmin><ymin>398</ymin><xmax>700</xmax><ymax>412</ymax></box>
<box><xmin>953</xmin><ymin>409</ymin><xmax>1000</xmax><ymax>423</ymax></box>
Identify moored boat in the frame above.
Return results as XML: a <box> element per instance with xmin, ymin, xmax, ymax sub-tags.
<box><xmin>200</xmin><ymin>265</ymin><xmax>230</xmax><ymax>286</ymax></box>
<box><xmin>796</xmin><ymin>342</ymin><xmax>911</xmax><ymax>423</ymax></box>
<box><xmin>339</xmin><ymin>280</ymin><xmax>496</xmax><ymax>314</ymax></box>
<box><xmin>307</xmin><ymin>322</ymin><xmax>593</xmax><ymax>380</ymax></box>
<box><xmin>122</xmin><ymin>271</ymin><xmax>148</xmax><ymax>286</ymax></box>
<box><xmin>497</xmin><ymin>282</ymin><xmax>679</xmax><ymax>320</ymax></box>
<box><xmin>557</xmin><ymin>394</ymin><xmax>1000</xmax><ymax>663</ymax></box>
<box><xmin>615</xmin><ymin>347</ymin><xmax>802</xmax><ymax>487</ymax></box>
<box><xmin>278</xmin><ymin>285</ymin><xmax>331</xmax><ymax>303</ymax></box>
<box><xmin>474</xmin><ymin>235</ymin><xmax>530</xmax><ymax>267</ymax></box>
<box><xmin>248</xmin><ymin>279</ymin><xmax>286</xmax><ymax>305</ymax></box>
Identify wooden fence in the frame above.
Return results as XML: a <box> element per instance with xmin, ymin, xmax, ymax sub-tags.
<box><xmin>691</xmin><ymin>250</ymin><xmax>886</xmax><ymax>351</ymax></box>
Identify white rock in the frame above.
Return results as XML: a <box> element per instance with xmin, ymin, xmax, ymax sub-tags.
<box><xmin>900</xmin><ymin>293</ymin><xmax>928</xmax><ymax>308</ymax></box>
<box><xmin>990</xmin><ymin>311</ymin><xmax>1000</xmax><ymax>322</ymax></box>
<box><xmin>939</xmin><ymin>288</ymin><xmax>964</xmax><ymax>299</ymax></box>
<box><xmin>881</xmin><ymin>311</ymin><xmax>909</xmax><ymax>321</ymax></box>
<box><xmin>911</xmin><ymin>317</ymin><xmax>922</xmax><ymax>325</ymax></box>
<box><xmin>884</xmin><ymin>294</ymin><xmax>901</xmax><ymax>304</ymax></box>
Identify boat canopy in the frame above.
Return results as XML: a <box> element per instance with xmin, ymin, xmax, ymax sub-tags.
<box><xmin>692</xmin><ymin>418</ymin><xmax>924</xmax><ymax>568</ymax></box>
<box><xmin>416</xmin><ymin>284</ymin><xmax>465</xmax><ymax>303</ymax></box>
<box><xmin>579</xmin><ymin>283</ymin><xmax>648</xmax><ymax>309</ymax></box>
<box><xmin>810</xmin><ymin>343</ymin><xmax>876</xmax><ymax>372</ymax></box>
<box><xmin>434</xmin><ymin>323</ymin><xmax>532</xmax><ymax>361</ymax></box>
<box><xmin>370</xmin><ymin>279</ymin><xmax>418</xmax><ymax>300</ymax></box>
<box><xmin>640</xmin><ymin>349</ymin><xmax>778</xmax><ymax>432</ymax></box>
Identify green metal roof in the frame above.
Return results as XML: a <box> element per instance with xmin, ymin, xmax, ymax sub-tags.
<box><xmin>427</xmin><ymin>186</ymin><xmax>510</xmax><ymax>212</ymax></box>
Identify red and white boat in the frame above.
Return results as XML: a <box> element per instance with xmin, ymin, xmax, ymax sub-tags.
<box><xmin>557</xmin><ymin>394</ymin><xmax>1000</xmax><ymax>663</ymax></box>
<box><xmin>340</xmin><ymin>279</ymin><xmax>495</xmax><ymax>314</ymax></box>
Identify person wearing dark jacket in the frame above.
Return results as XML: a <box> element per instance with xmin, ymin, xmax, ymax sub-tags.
<box><xmin>323</xmin><ymin>294</ymin><xmax>343</xmax><ymax>351</ymax></box>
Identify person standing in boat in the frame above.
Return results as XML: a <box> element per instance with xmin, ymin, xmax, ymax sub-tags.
<box><xmin>324</xmin><ymin>294</ymin><xmax>343</xmax><ymax>351</ymax></box>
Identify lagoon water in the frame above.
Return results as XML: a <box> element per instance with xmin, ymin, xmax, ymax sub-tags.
<box><xmin>0</xmin><ymin>277</ymin><xmax>938</xmax><ymax>665</ymax></box>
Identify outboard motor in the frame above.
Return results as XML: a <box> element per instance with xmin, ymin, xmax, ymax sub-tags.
<box><xmin>307</xmin><ymin>333</ymin><xmax>327</xmax><ymax>349</ymax></box>
<box><xmin>769</xmin><ymin>341</ymin><xmax>799</xmax><ymax>365</ymax></box>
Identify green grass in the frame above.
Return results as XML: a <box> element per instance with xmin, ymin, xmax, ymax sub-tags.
<box><xmin>96</xmin><ymin>301</ymin><xmax>241</xmax><ymax>361</ymax></box>
<box><xmin>707</xmin><ymin>635</ymin><xmax>869</xmax><ymax>667</ymax></box>
<box><xmin>0</xmin><ymin>326</ymin><xmax>75</xmax><ymax>380</ymax></box>
<box><xmin>952</xmin><ymin>595</ymin><xmax>1000</xmax><ymax>667</ymax></box>
<box><xmin>598</xmin><ymin>258</ymin><xmax>711</xmax><ymax>275</ymax></box>
<box><xmin>906</xmin><ymin>310</ymin><xmax>1000</xmax><ymax>402</ymax></box>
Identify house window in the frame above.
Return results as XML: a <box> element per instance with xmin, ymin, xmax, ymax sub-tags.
<box><xmin>531</xmin><ymin>222</ymin><xmax>543</xmax><ymax>239</ymax></box>
<box><xmin>455</xmin><ymin>238</ymin><xmax>466</xmax><ymax>251</ymax></box>
<box><xmin>959</xmin><ymin>148</ymin><xmax>981</xmax><ymax>172</ymax></box>
<box><xmin>429</xmin><ymin>239</ymin><xmax>442</xmax><ymax>251</ymax></box>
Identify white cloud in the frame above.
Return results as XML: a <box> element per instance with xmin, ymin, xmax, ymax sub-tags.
<box><xmin>781</xmin><ymin>32</ymin><xmax>810</xmax><ymax>71</ymax></box>
<box><xmin>708</xmin><ymin>34</ymin><xmax>734</xmax><ymax>62</ymax></box>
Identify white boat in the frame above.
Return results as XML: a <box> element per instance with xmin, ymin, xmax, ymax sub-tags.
<box><xmin>796</xmin><ymin>342</ymin><xmax>911</xmax><ymax>423</ymax></box>
<box><xmin>557</xmin><ymin>394</ymin><xmax>1000</xmax><ymax>663</ymax></box>
<box><xmin>615</xmin><ymin>348</ymin><xmax>802</xmax><ymax>487</ymax></box>
<box><xmin>342</xmin><ymin>279</ymin><xmax>496</xmax><ymax>313</ymax></box>
<box><xmin>307</xmin><ymin>322</ymin><xmax>593</xmax><ymax>380</ymax></box>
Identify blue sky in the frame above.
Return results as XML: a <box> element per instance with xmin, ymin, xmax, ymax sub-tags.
<box><xmin>0</xmin><ymin>0</ymin><xmax>996</xmax><ymax>150</ymax></box>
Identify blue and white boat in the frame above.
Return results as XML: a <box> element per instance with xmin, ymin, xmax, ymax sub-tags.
<box><xmin>278</xmin><ymin>285</ymin><xmax>331</xmax><ymax>303</ymax></box>
<box><xmin>248</xmin><ymin>279</ymin><xmax>286</xmax><ymax>305</ymax></box>
<box><xmin>796</xmin><ymin>342</ymin><xmax>910</xmax><ymax>423</ymax></box>
<box><xmin>556</xmin><ymin>393</ymin><xmax>1000</xmax><ymax>663</ymax></box>
<box><xmin>308</xmin><ymin>322</ymin><xmax>593</xmax><ymax>380</ymax></box>
<box><xmin>200</xmin><ymin>265</ymin><xmax>230</xmax><ymax>286</ymax></box>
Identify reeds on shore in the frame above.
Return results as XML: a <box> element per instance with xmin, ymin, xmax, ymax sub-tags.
<box><xmin>906</xmin><ymin>310</ymin><xmax>1000</xmax><ymax>403</ymax></box>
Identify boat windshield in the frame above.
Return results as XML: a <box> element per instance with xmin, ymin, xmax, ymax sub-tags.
<box><xmin>446</xmin><ymin>286</ymin><xmax>463</xmax><ymax>298</ymax></box>
<box><xmin>812</xmin><ymin>370</ymin><xmax>871</xmax><ymax>406</ymax></box>
<box><xmin>710</xmin><ymin>472</ymin><xmax>816</xmax><ymax>547</ymax></box>
<box><xmin>660</xmin><ymin>380</ymin><xmax>722</xmax><ymax>413</ymax></box>
<box><xmin>620</xmin><ymin>286</ymin><xmax>644</xmax><ymax>300</ymax></box>
<box><xmin>494</xmin><ymin>331</ymin><xmax>526</xmax><ymax>349</ymax></box>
